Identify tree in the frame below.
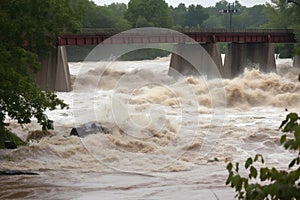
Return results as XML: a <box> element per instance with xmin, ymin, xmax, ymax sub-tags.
<box><xmin>170</xmin><ymin>3</ymin><xmax>187</xmax><ymax>28</ymax></box>
<box><xmin>215</xmin><ymin>0</ymin><xmax>230</xmax><ymax>12</ymax></box>
<box><xmin>107</xmin><ymin>3</ymin><xmax>128</xmax><ymax>20</ymax></box>
<box><xmin>203</xmin><ymin>15</ymin><xmax>223</xmax><ymax>28</ymax></box>
<box><xmin>135</xmin><ymin>15</ymin><xmax>150</xmax><ymax>27</ymax></box>
<box><xmin>108</xmin><ymin>3</ymin><xmax>132</xmax><ymax>29</ymax></box>
<box><xmin>184</xmin><ymin>4</ymin><xmax>208</xmax><ymax>28</ymax></box>
<box><xmin>242</xmin><ymin>5</ymin><xmax>269</xmax><ymax>28</ymax></box>
<box><xmin>263</xmin><ymin>0</ymin><xmax>291</xmax><ymax>29</ymax></box>
<box><xmin>202</xmin><ymin>3</ymin><xmax>226</xmax><ymax>29</ymax></box>
<box><xmin>125</xmin><ymin>0</ymin><xmax>173</xmax><ymax>28</ymax></box>
<box><xmin>80</xmin><ymin>1</ymin><xmax>117</xmax><ymax>28</ymax></box>
<box><xmin>263</xmin><ymin>0</ymin><xmax>300</xmax><ymax>57</ymax></box>
<box><xmin>0</xmin><ymin>0</ymin><xmax>81</xmax><ymax>132</ymax></box>
<box><xmin>287</xmin><ymin>0</ymin><xmax>300</xmax><ymax>54</ymax></box>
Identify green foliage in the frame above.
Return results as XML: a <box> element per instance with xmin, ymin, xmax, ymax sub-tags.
<box><xmin>170</xmin><ymin>3</ymin><xmax>187</xmax><ymax>28</ymax></box>
<box><xmin>125</xmin><ymin>0</ymin><xmax>173</xmax><ymax>28</ymax></box>
<box><xmin>0</xmin><ymin>126</ymin><xmax>26</xmax><ymax>149</ymax></box>
<box><xmin>76</xmin><ymin>1</ymin><xmax>131</xmax><ymax>29</ymax></box>
<box><xmin>226</xmin><ymin>112</ymin><xmax>300</xmax><ymax>199</ymax></box>
<box><xmin>0</xmin><ymin>44</ymin><xmax>68</xmax><ymax>130</ymax></box>
<box><xmin>198</xmin><ymin>1</ymin><xmax>269</xmax><ymax>29</ymax></box>
<box><xmin>263</xmin><ymin>0</ymin><xmax>290</xmax><ymax>29</ymax></box>
<box><xmin>275</xmin><ymin>44</ymin><xmax>294</xmax><ymax>58</ymax></box>
<box><xmin>0</xmin><ymin>0</ymin><xmax>79</xmax><ymax>133</ymax></box>
<box><xmin>234</xmin><ymin>5</ymin><xmax>268</xmax><ymax>29</ymax></box>
<box><xmin>184</xmin><ymin>5</ymin><xmax>208</xmax><ymax>28</ymax></box>
<box><xmin>66</xmin><ymin>45</ymin><xmax>96</xmax><ymax>62</ymax></box>
<box><xmin>136</xmin><ymin>15</ymin><xmax>150</xmax><ymax>28</ymax></box>
<box><xmin>0</xmin><ymin>0</ymin><xmax>82</xmax><ymax>57</ymax></box>
<box><xmin>119</xmin><ymin>48</ymin><xmax>170</xmax><ymax>61</ymax></box>
<box><xmin>78</xmin><ymin>0</ymin><xmax>116</xmax><ymax>28</ymax></box>
<box><xmin>264</xmin><ymin>0</ymin><xmax>300</xmax><ymax>55</ymax></box>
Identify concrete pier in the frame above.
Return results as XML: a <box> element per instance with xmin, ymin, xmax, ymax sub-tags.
<box><xmin>293</xmin><ymin>55</ymin><xmax>300</xmax><ymax>68</ymax></box>
<box><xmin>169</xmin><ymin>43</ymin><xmax>223</xmax><ymax>78</ymax></box>
<box><xmin>35</xmin><ymin>46</ymin><xmax>71</xmax><ymax>92</ymax></box>
<box><xmin>224</xmin><ymin>43</ymin><xmax>276</xmax><ymax>78</ymax></box>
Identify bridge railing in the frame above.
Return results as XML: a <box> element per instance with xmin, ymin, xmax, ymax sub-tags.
<box><xmin>77</xmin><ymin>28</ymin><xmax>294</xmax><ymax>35</ymax></box>
<box><xmin>57</xmin><ymin>28</ymin><xmax>296</xmax><ymax>46</ymax></box>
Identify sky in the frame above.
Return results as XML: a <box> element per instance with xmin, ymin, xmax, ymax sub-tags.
<box><xmin>94</xmin><ymin>0</ymin><xmax>270</xmax><ymax>8</ymax></box>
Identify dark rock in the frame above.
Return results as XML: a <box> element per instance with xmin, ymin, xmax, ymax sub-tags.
<box><xmin>4</xmin><ymin>140</ymin><xmax>17</xmax><ymax>149</ymax></box>
<box><xmin>0</xmin><ymin>170</ymin><xmax>39</xmax><ymax>176</ymax></box>
<box><xmin>70</xmin><ymin>128</ymin><xmax>79</xmax><ymax>136</ymax></box>
<box><xmin>70</xmin><ymin>122</ymin><xmax>111</xmax><ymax>137</ymax></box>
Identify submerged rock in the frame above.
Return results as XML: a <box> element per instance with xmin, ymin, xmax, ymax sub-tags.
<box><xmin>4</xmin><ymin>140</ymin><xmax>17</xmax><ymax>149</ymax></box>
<box><xmin>26</xmin><ymin>130</ymin><xmax>52</xmax><ymax>142</ymax></box>
<box><xmin>70</xmin><ymin>122</ymin><xmax>111</xmax><ymax>137</ymax></box>
<box><xmin>0</xmin><ymin>170</ymin><xmax>39</xmax><ymax>176</ymax></box>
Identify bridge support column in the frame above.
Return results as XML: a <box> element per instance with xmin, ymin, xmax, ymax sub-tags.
<box><xmin>293</xmin><ymin>55</ymin><xmax>300</xmax><ymax>68</ymax></box>
<box><xmin>35</xmin><ymin>46</ymin><xmax>71</xmax><ymax>92</ymax></box>
<box><xmin>169</xmin><ymin>43</ymin><xmax>223</xmax><ymax>78</ymax></box>
<box><xmin>224</xmin><ymin>43</ymin><xmax>276</xmax><ymax>78</ymax></box>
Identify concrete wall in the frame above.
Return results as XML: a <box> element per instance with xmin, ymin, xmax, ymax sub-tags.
<box><xmin>224</xmin><ymin>43</ymin><xmax>276</xmax><ymax>78</ymax></box>
<box><xmin>293</xmin><ymin>55</ymin><xmax>300</xmax><ymax>68</ymax></box>
<box><xmin>168</xmin><ymin>43</ymin><xmax>223</xmax><ymax>78</ymax></box>
<box><xmin>35</xmin><ymin>46</ymin><xmax>71</xmax><ymax>92</ymax></box>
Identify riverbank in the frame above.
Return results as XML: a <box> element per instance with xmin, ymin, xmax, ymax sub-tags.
<box><xmin>0</xmin><ymin>126</ymin><xmax>26</xmax><ymax>149</ymax></box>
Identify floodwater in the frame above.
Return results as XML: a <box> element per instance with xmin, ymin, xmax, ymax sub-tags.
<box><xmin>1</xmin><ymin>56</ymin><xmax>300</xmax><ymax>199</ymax></box>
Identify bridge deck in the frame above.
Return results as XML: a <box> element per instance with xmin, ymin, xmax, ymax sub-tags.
<box><xmin>57</xmin><ymin>29</ymin><xmax>296</xmax><ymax>46</ymax></box>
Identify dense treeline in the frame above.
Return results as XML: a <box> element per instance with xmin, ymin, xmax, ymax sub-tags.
<box><xmin>67</xmin><ymin>0</ymin><xmax>299</xmax><ymax>59</ymax></box>
<box><xmin>74</xmin><ymin>0</ymin><xmax>270</xmax><ymax>29</ymax></box>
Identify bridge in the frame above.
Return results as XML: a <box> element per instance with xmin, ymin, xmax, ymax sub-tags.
<box><xmin>57</xmin><ymin>29</ymin><xmax>295</xmax><ymax>45</ymax></box>
<box><xmin>36</xmin><ymin>29</ymin><xmax>297</xmax><ymax>92</ymax></box>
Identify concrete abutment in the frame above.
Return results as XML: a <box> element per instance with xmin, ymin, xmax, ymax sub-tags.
<box><xmin>35</xmin><ymin>46</ymin><xmax>71</xmax><ymax>92</ymax></box>
<box><xmin>169</xmin><ymin>43</ymin><xmax>223</xmax><ymax>78</ymax></box>
<box><xmin>223</xmin><ymin>43</ymin><xmax>276</xmax><ymax>78</ymax></box>
<box><xmin>293</xmin><ymin>55</ymin><xmax>300</xmax><ymax>68</ymax></box>
<box><xmin>169</xmin><ymin>43</ymin><xmax>276</xmax><ymax>79</ymax></box>
<box><xmin>34</xmin><ymin>42</ymin><xmax>283</xmax><ymax>92</ymax></box>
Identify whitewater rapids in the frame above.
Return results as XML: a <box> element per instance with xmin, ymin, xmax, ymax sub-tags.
<box><xmin>1</xmin><ymin>56</ymin><xmax>300</xmax><ymax>199</ymax></box>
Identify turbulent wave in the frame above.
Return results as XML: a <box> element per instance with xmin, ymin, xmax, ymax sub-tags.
<box><xmin>73</xmin><ymin>61</ymin><xmax>300</xmax><ymax>109</ymax></box>
<box><xmin>1</xmin><ymin>59</ymin><xmax>300</xmax><ymax>174</ymax></box>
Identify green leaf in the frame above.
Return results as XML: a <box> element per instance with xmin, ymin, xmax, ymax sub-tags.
<box><xmin>288</xmin><ymin>113</ymin><xmax>299</xmax><ymax>122</ymax></box>
<box><xmin>226</xmin><ymin>171</ymin><xmax>233</xmax><ymax>185</ymax></box>
<box><xmin>260</xmin><ymin>167</ymin><xmax>269</xmax><ymax>181</ymax></box>
<box><xmin>279</xmin><ymin>118</ymin><xmax>288</xmax><ymax>129</ymax></box>
<box><xmin>250</xmin><ymin>166</ymin><xmax>257</xmax><ymax>179</ymax></box>
<box><xmin>294</xmin><ymin>126</ymin><xmax>300</xmax><ymax>141</ymax></box>
<box><xmin>280</xmin><ymin>134</ymin><xmax>287</xmax><ymax>144</ymax></box>
<box><xmin>283</xmin><ymin>121</ymin><xmax>296</xmax><ymax>132</ymax></box>
<box><xmin>245</xmin><ymin>157</ymin><xmax>253</xmax><ymax>169</ymax></box>
<box><xmin>284</xmin><ymin>139</ymin><xmax>293</xmax><ymax>149</ymax></box>
<box><xmin>227</xmin><ymin>162</ymin><xmax>233</xmax><ymax>172</ymax></box>
<box><xmin>235</xmin><ymin>162</ymin><xmax>239</xmax><ymax>172</ymax></box>
<box><xmin>289</xmin><ymin>158</ymin><xmax>297</xmax><ymax>168</ymax></box>
<box><xmin>254</xmin><ymin>154</ymin><xmax>264</xmax><ymax>164</ymax></box>
<box><xmin>231</xmin><ymin>175</ymin><xmax>243</xmax><ymax>192</ymax></box>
